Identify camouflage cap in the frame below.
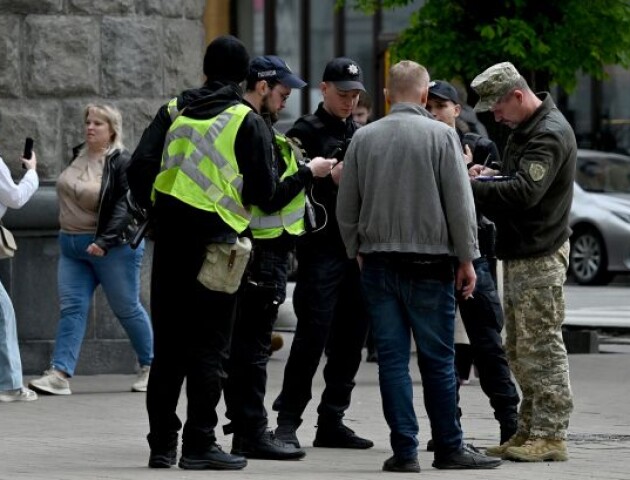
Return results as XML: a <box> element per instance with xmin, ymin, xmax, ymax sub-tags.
<box><xmin>471</xmin><ymin>62</ymin><xmax>521</xmax><ymax>112</ymax></box>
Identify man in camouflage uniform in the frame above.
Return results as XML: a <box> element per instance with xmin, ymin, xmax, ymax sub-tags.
<box><xmin>468</xmin><ymin>62</ymin><xmax>575</xmax><ymax>462</ymax></box>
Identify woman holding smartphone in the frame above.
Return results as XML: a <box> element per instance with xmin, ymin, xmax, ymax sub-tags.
<box><xmin>0</xmin><ymin>148</ymin><xmax>39</xmax><ymax>402</ymax></box>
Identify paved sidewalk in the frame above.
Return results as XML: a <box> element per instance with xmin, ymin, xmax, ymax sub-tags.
<box><xmin>2</xmin><ymin>335</ymin><xmax>629</xmax><ymax>480</ymax></box>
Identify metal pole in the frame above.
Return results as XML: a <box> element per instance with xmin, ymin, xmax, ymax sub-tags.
<box><xmin>264</xmin><ymin>0</ymin><xmax>277</xmax><ymax>54</ymax></box>
<box><xmin>372</xmin><ymin>1</ymin><xmax>383</xmax><ymax>118</ymax></box>
<box><xmin>334</xmin><ymin>2</ymin><xmax>346</xmax><ymax>57</ymax></box>
<box><xmin>300</xmin><ymin>0</ymin><xmax>311</xmax><ymax>114</ymax></box>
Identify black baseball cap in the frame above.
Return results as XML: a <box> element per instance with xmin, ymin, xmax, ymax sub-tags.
<box><xmin>248</xmin><ymin>55</ymin><xmax>307</xmax><ymax>89</ymax></box>
<box><xmin>322</xmin><ymin>57</ymin><xmax>365</xmax><ymax>91</ymax></box>
<box><xmin>428</xmin><ymin>80</ymin><xmax>460</xmax><ymax>105</ymax></box>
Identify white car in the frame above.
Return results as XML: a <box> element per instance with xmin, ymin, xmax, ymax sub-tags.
<box><xmin>569</xmin><ymin>150</ymin><xmax>630</xmax><ymax>285</ymax></box>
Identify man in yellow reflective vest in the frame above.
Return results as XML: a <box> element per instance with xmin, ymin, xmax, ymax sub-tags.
<box><xmin>223</xmin><ymin>55</ymin><xmax>336</xmax><ymax>461</ymax></box>
<box><xmin>127</xmin><ymin>36</ymin><xmax>277</xmax><ymax>471</ymax></box>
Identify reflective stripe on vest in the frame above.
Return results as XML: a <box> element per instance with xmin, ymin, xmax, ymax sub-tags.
<box><xmin>154</xmin><ymin>103</ymin><xmax>252</xmax><ymax>233</ymax></box>
<box><xmin>250</xmin><ymin>133</ymin><xmax>306</xmax><ymax>239</ymax></box>
<box><xmin>166</xmin><ymin>98</ymin><xmax>179</xmax><ymax>122</ymax></box>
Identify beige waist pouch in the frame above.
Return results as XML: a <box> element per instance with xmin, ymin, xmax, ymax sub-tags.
<box><xmin>197</xmin><ymin>237</ymin><xmax>252</xmax><ymax>294</ymax></box>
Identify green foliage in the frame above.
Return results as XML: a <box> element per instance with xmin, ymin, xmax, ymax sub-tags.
<box><xmin>343</xmin><ymin>0</ymin><xmax>630</xmax><ymax>92</ymax></box>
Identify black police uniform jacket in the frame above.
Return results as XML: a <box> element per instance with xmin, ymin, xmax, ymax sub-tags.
<box><xmin>286</xmin><ymin>102</ymin><xmax>358</xmax><ymax>253</ymax></box>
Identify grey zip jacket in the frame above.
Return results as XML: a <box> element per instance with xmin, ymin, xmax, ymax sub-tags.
<box><xmin>337</xmin><ymin>102</ymin><xmax>479</xmax><ymax>262</ymax></box>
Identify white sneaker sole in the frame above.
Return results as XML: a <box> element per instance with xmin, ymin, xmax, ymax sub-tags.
<box><xmin>28</xmin><ymin>382</ymin><xmax>71</xmax><ymax>396</ymax></box>
<box><xmin>0</xmin><ymin>393</ymin><xmax>38</xmax><ymax>402</ymax></box>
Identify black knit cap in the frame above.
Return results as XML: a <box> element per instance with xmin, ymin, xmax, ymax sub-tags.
<box><xmin>203</xmin><ymin>35</ymin><xmax>250</xmax><ymax>83</ymax></box>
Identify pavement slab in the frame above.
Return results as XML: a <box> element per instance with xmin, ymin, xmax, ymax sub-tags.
<box><xmin>2</xmin><ymin>334</ymin><xmax>629</xmax><ymax>480</ymax></box>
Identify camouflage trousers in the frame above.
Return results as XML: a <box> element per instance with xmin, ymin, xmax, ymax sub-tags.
<box><xmin>503</xmin><ymin>241</ymin><xmax>573</xmax><ymax>440</ymax></box>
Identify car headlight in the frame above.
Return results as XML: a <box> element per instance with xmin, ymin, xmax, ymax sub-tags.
<box><xmin>612</xmin><ymin>211</ymin><xmax>630</xmax><ymax>224</ymax></box>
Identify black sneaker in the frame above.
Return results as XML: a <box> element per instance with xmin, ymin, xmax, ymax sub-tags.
<box><xmin>231</xmin><ymin>431</ymin><xmax>305</xmax><ymax>460</ymax></box>
<box><xmin>432</xmin><ymin>444</ymin><xmax>502</xmax><ymax>470</ymax></box>
<box><xmin>382</xmin><ymin>455</ymin><xmax>421</xmax><ymax>473</ymax></box>
<box><xmin>148</xmin><ymin>448</ymin><xmax>177</xmax><ymax>468</ymax></box>
<box><xmin>179</xmin><ymin>444</ymin><xmax>247</xmax><ymax>470</ymax></box>
<box><xmin>313</xmin><ymin>423</ymin><xmax>374</xmax><ymax>449</ymax></box>
<box><xmin>275</xmin><ymin>423</ymin><xmax>301</xmax><ymax>448</ymax></box>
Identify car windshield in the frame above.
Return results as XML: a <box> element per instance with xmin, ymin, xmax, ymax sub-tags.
<box><xmin>576</xmin><ymin>155</ymin><xmax>630</xmax><ymax>193</ymax></box>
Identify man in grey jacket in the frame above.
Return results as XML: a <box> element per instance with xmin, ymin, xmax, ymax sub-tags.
<box><xmin>336</xmin><ymin>60</ymin><xmax>501</xmax><ymax>473</ymax></box>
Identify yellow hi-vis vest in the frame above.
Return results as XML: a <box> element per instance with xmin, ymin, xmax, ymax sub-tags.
<box><xmin>153</xmin><ymin>102</ymin><xmax>252</xmax><ymax>233</ymax></box>
<box><xmin>249</xmin><ymin>133</ymin><xmax>306</xmax><ymax>239</ymax></box>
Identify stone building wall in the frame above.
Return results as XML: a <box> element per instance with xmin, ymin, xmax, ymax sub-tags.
<box><xmin>0</xmin><ymin>0</ymin><xmax>207</xmax><ymax>375</ymax></box>
<box><xmin>0</xmin><ymin>0</ymin><xmax>205</xmax><ymax>178</ymax></box>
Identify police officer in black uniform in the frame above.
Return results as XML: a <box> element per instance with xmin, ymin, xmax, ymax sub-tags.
<box><xmin>427</xmin><ymin>80</ymin><xmax>519</xmax><ymax>446</ymax></box>
<box><xmin>272</xmin><ymin>58</ymin><xmax>373</xmax><ymax>450</ymax></box>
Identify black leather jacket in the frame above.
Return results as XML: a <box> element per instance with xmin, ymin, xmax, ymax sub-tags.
<box><xmin>70</xmin><ymin>145</ymin><xmax>134</xmax><ymax>253</ymax></box>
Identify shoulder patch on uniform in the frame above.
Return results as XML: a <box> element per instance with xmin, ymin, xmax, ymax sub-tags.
<box><xmin>528</xmin><ymin>161</ymin><xmax>547</xmax><ymax>182</ymax></box>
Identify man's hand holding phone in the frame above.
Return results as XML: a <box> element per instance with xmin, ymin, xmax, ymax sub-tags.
<box><xmin>308</xmin><ymin>157</ymin><xmax>338</xmax><ymax>178</ymax></box>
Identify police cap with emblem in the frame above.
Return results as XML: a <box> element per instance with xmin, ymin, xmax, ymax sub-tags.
<box><xmin>248</xmin><ymin>55</ymin><xmax>307</xmax><ymax>89</ymax></box>
<box><xmin>322</xmin><ymin>57</ymin><xmax>365</xmax><ymax>91</ymax></box>
<box><xmin>470</xmin><ymin>61</ymin><xmax>522</xmax><ymax>112</ymax></box>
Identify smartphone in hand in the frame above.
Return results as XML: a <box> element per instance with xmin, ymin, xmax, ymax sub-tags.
<box><xmin>22</xmin><ymin>137</ymin><xmax>34</xmax><ymax>169</ymax></box>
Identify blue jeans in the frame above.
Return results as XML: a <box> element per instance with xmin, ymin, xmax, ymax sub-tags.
<box><xmin>52</xmin><ymin>232</ymin><xmax>153</xmax><ymax>376</ymax></box>
<box><xmin>361</xmin><ymin>255</ymin><xmax>462</xmax><ymax>460</ymax></box>
<box><xmin>0</xmin><ymin>280</ymin><xmax>24</xmax><ymax>391</ymax></box>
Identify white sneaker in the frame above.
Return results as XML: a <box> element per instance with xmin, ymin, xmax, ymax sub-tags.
<box><xmin>0</xmin><ymin>387</ymin><xmax>38</xmax><ymax>403</ymax></box>
<box><xmin>131</xmin><ymin>365</ymin><xmax>150</xmax><ymax>392</ymax></box>
<box><xmin>28</xmin><ymin>370</ymin><xmax>72</xmax><ymax>395</ymax></box>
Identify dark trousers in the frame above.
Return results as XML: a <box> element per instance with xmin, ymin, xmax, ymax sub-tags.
<box><xmin>224</xmin><ymin>242</ymin><xmax>289</xmax><ymax>438</ymax></box>
<box><xmin>458</xmin><ymin>257</ymin><xmax>519</xmax><ymax>427</ymax></box>
<box><xmin>146</xmin><ymin>203</ymin><xmax>237</xmax><ymax>455</ymax></box>
<box><xmin>272</xmin><ymin>246</ymin><xmax>369</xmax><ymax>424</ymax></box>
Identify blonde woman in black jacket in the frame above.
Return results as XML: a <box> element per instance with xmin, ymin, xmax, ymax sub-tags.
<box><xmin>30</xmin><ymin>104</ymin><xmax>153</xmax><ymax>396</ymax></box>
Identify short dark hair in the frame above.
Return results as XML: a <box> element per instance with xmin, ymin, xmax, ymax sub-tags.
<box><xmin>245</xmin><ymin>76</ymin><xmax>279</xmax><ymax>92</ymax></box>
<box><xmin>357</xmin><ymin>90</ymin><xmax>372</xmax><ymax>110</ymax></box>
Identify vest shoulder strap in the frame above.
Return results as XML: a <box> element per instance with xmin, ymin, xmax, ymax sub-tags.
<box><xmin>279</xmin><ymin>134</ymin><xmax>306</xmax><ymax>165</ymax></box>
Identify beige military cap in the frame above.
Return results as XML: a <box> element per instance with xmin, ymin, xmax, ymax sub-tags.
<box><xmin>471</xmin><ymin>62</ymin><xmax>521</xmax><ymax>112</ymax></box>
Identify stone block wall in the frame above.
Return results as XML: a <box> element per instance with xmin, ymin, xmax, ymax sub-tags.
<box><xmin>0</xmin><ymin>0</ymin><xmax>205</xmax><ymax>180</ymax></box>
<box><xmin>0</xmin><ymin>0</ymin><xmax>207</xmax><ymax>375</ymax></box>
